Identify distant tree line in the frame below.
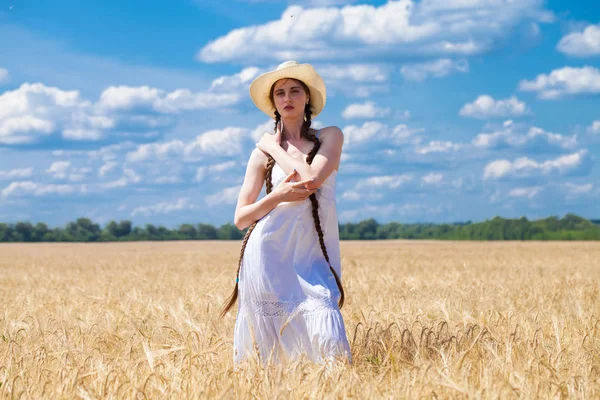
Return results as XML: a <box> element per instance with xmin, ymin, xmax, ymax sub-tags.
<box><xmin>0</xmin><ymin>214</ymin><xmax>599</xmax><ymax>242</ymax></box>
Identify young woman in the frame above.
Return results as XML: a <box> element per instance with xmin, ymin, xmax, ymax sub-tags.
<box><xmin>221</xmin><ymin>61</ymin><xmax>352</xmax><ymax>365</ymax></box>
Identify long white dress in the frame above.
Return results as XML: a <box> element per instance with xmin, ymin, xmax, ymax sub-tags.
<box><xmin>233</xmin><ymin>132</ymin><xmax>352</xmax><ymax>366</ymax></box>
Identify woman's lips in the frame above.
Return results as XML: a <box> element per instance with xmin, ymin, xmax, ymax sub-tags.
<box><xmin>284</xmin><ymin>106</ymin><xmax>294</xmax><ymax>110</ymax></box>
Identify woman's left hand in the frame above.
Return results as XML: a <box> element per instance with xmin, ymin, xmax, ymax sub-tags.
<box><xmin>256</xmin><ymin>121</ymin><xmax>282</xmax><ymax>155</ymax></box>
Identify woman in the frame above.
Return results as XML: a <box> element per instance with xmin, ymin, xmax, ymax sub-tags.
<box><xmin>221</xmin><ymin>61</ymin><xmax>352</xmax><ymax>366</ymax></box>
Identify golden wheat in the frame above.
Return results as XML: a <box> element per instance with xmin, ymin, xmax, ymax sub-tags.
<box><xmin>0</xmin><ymin>241</ymin><xmax>599</xmax><ymax>399</ymax></box>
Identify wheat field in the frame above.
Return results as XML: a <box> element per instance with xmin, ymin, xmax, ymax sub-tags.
<box><xmin>1</xmin><ymin>240</ymin><xmax>599</xmax><ymax>399</ymax></box>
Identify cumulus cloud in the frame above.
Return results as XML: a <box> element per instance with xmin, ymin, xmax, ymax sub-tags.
<box><xmin>557</xmin><ymin>24</ymin><xmax>600</xmax><ymax>57</ymax></box>
<box><xmin>45</xmin><ymin>161</ymin><xmax>91</xmax><ymax>182</ymax></box>
<box><xmin>0</xmin><ymin>167</ymin><xmax>33</xmax><ymax>180</ymax></box>
<box><xmin>343</xmin><ymin>121</ymin><xmax>422</xmax><ymax>149</ymax></box>
<box><xmin>205</xmin><ymin>185</ymin><xmax>242</xmax><ymax>207</ymax></box>
<box><xmin>342</xmin><ymin>101</ymin><xmax>390</xmax><ymax>119</ymax></box>
<box><xmin>518</xmin><ymin>66</ymin><xmax>600</xmax><ymax>99</ymax></box>
<box><xmin>197</xmin><ymin>1</ymin><xmax>549</xmax><ymax>63</ymax></box>
<box><xmin>126</xmin><ymin>140</ymin><xmax>186</xmax><ymax>163</ymax></box>
<box><xmin>415</xmin><ymin>140</ymin><xmax>463</xmax><ymax>155</ymax></box>
<box><xmin>587</xmin><ymin>120</ymin><xmax>600</xmax><ymax>135</ymax></box>
<box><xmin>473</xmin><ymin>120</ymin><xmax>577</xmax><ymax>151</ymax></box>
<box><xmin>97</xmin><ymin>85</ymin><xmax>240</xmax><ymax>113</ymax></box>
<box><xmin>355</xmin><ymin>174</ymin><xmax>413</xmax><ymax>190</ymax></box>
<box><xmin>317</xmin><ymin>63</ymin><xmax>392</xmax><ymax>97</ymax></box>
<box><xmin>508</xmin><ymin>186</ymin><xmax>543</xmax><ymax>199</ymax></box>
<box><xmin>459</xmin><ymin>95</ymin><xmax>530</xmax><ymax>119</ymax></box>
<box><xmin>562</xmin><ymin>182</ymin><xmax>594</xmax><ymax>199</ymax></box>
<box><xmin>185</xmin><ymin>127</ymin><xmax>248</xmax><ymax>159</ymax></box>
<box><xmin>98</xmin><ymin>161</ymin><xmax>119</xmax><ymax>177</ymax></box>
<box><xmin>126</xmin><ymin>123</ymin><xmax>264</xmax><ymax>164</ymax></box>
<box><xmin>210</xmin><ymin>66</ymin><xmax>262</xmax><ymax>92</ymax></box>
<box><xmin>130</xmin><ymin>197</ymin><xmax>194</xmax><ymax>217</ymax></box>
<box><xmin>0</xmin><ymin>68</ymin><xmax>10</xmax><ymax>85</ymax></box>
<box><xmin>0</xmin><ymin>72</ymin><xmax>248</xmax><ymax>145</ymax></box>
<box><xmin>46</xmin><ymin>161</ymin><xmax>71</xmax><ymax>179</ymax></box>
<box><xmin>1</xmin><ymin>181</ymin><xmax>85</xmax><ymax>197</ymax></box>
<box><xmin>318</xmin><ymin>64</ymin><xmax>390</xmax><ymax>83</ymax></box>
<box><xmin>422</xmin><ymin>172</ymin><xmax>444</xmax><ymax>185</ymax></box>
<box><xmin>196</xmin><ymin>161</ymin><xmax>237</xmax><ymax>182</ymax></box>
<box><xmin>400</xmin><ymin>58</ymin><xmax>469</xmax><ymax>81</ymax></box>
<box><xmin>483</xmin><ymin>150</ymin><xmax>592</xmax><ymax>180</ymax></box>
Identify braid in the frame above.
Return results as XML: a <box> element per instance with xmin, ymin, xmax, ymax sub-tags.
<box><xmin>219</xmin><ymin>110</ymin><xmax>280</xmax><ymax>318</ymax></box>
<box><xmin>304</xmin><ymin>104</ymin><xmax>346</xmax><ymax>309</ymax></box>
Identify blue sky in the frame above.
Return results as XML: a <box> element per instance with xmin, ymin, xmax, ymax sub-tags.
<box><xmin>0</xmin><ymin>0</ymin><xmax>599</xmax><ymax>227</ymax></box>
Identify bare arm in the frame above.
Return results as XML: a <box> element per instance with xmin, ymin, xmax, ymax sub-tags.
<box><xmin>234</xmin><ymin>149</ymin><xmax>282</xmax><ymax>230</ymax></box>
<box><xmin>267</xmin><ymin>126</ymin><xmax>344</xmax><ymax>190</ymax></box>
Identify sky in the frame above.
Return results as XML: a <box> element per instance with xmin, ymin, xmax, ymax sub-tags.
<box><xmin>0</xmin><ymin>0</ymin><xmax>599</xmax><ymax>227</ymax></box>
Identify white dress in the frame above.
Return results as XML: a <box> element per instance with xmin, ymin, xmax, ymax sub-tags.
<box><xmin>233</xmin><ymin>132</ymin><xmax>352</xmax><ymax>365</ymax></box>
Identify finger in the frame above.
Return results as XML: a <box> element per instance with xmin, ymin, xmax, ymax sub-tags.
<box><xmin>284</xmin><ymin>169</ymin><xmax>297</xmax><ymax>182</ymax></box>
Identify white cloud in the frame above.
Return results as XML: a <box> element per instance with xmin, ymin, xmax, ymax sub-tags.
<box><xmin>587</xmin><ymin>120</ymin><xmax>600</xmax><ymax>135</ymax></box>
<box><xmin>415</xmin><ymin>140</ymin><xmax>463</xmax><ymax>154</ymax></box>
<box><xmin>518</xmin><ymin>66</ymin><xmax>600</xmax><ymax>99</ymax></box>
<box><xmin>100</xmin><ymin>177</ymin><xmax>129</xmax><ymax>189</ymax></box>
<box><xmin>205</xmin><ymin>185</ymin><xmax>242</xmax><ymax>207</ymax></box>
<box><xmin>317</xmin><ymin>63</ymin><xmax>392</xmax><ymax>97</ymax></box>
<box><xmin>400</xmin><ymin>58</ymin><xmax>469</xmax><ymax>81</ymax></box>
<box><xmin>99</xmin><ymin>161</ymin><xmax>119</xmax><ymax>177</ymax></box>
<box><xmin>210</xmin><ymin>66</ymin><xmax>262</xmax><ymax>92</ymax></box>
<box><xmin>318</xmin><ymin>64</ymin><xmax>390</xmax><ymax>83</ymax></box>
<box><xmin>197</xmin><ymin>1</ymin><xmax>549</xmax><ymax>63</ymax></box>
<box><xmin>126</xmin><ymin>125</ymin><xmax>254</xmax><ymax>164</ymax></box>
<box><xmin>483</xmin><ymin>150</ymin><xmax>591</xmax><ymax>180</ymax></box>
<box><xmin>562</xmin><ymin>182</ymin><xmax>593</xmax><ymax>198</ymax></box>
<box><xmin>126</xmin><ymin>140</ymin><xmax>186</xmax><ymax>163</ymax></box>
<box><xmin>0</xmin><ymin>116</ymin><xmax>55</xmax><ymax>143</ymax></box>
<box><xmin>196</xmin><ymin>161</ymin><xmax>237</xmax><ymax>182</ymax></box>
<box><xmin>459</xmin><ymin>95</ymin><xmax>530</xmax><ymax>119</ymax></box>
<box><xmin>45</xmin><ymin>161</ymin><xmax>91</xmax><ymax>182</ymax></box>
<box><xmin>154</xmin><ymin>176</ymin><xmax>182</xmax><ymax>184</ymax></box>
<box><xmin>0</xmin><ymin>168</ymin><xmax>33</xmax><ymax>180</ymax></box>
<box><xmin>0</xmin><ymin>68</ymin><xmax>9</xmax><ymax>85</ymax></box>
<box><xmin>473</xmin><ymin>120</ymin><xmax>577</xmax><ymax>151</ymax></box>
<box><xmin>251</xmin><ymin>120</ymin><xmax>275</xmax><ymax>142</ymax></box>
<box><xmin>557</xmin><ymin>24</ymin><xmax>600</xmax><ymax>57</ymax></box>
<box><xmin>422</xmin><ymin>172</ymin><xmax>444</xmax><ymax>185</ymax></box>
<box><xmin>185</xmin><ymin>127</ymin><xmax>248</xmax><ymax>159</ymax></box>
<box><xmin>1</xmin><ymin>181</ymin><xmax>83</xmax><ymax>197</ymax></box>
<box><xmin>97</xmin><ymin>85</ymin><xmax>240</xmax><ymax>113</ymax></box>
<box><xmin>343</xmin><ymin>121</ymin><xmax>422</xmax><ymax>148</ymax></box>
<box><xmin>342</xmin><ymin>101</ymin><xmax>390</xmax><ymax>119</ymax></box>
<box><xmin>508</xmin><ymin>186</ymin><xmax>543</xmax><ymax>199</ymax></box>
<box><xmin>0</xmin><ymin>75</ymin><xmax>248</xmax><ymax>145</ymax></box>
<box><xmin>355</xmin><ymin>174</ymin><xmax>413</xmax><ymax>190</ymax></box>
<box><xmin>340</xmin><ymin>190</ymin><xmax>383</xmax><ymax>202</ymax></box>
<box><xmin>46</xmin><ymin>161</ymin><xmax>71</xmax><ymax>179</ymax></box>
<box><xmin>131</xmin><ymin>197</ymin><xmax>194</xmax><ymax>217</ymax></box>
<box><xmin>0</xmin><ymin>83</ymin><xmax>117</xmax><ymax>143</ymax></box>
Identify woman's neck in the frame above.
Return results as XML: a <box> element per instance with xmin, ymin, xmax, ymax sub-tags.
<box><xmin>281</xmin><ymin>117</ymin><xmax>304</xmax><ymax>141</ymax></box>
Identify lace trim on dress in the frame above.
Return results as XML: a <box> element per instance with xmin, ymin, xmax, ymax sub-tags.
<box><xmin>239</xmin><ymin>296</ymin><xmax>337</xmax><ymax>317</ymax></box>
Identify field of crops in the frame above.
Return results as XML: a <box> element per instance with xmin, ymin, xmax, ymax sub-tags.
<box><xmin>1</xmin><ymin>241</ymin><xmax>599</xmax><ymax>398</ymax></box>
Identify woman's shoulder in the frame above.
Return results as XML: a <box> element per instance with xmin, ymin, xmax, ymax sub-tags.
<box><xmin>249</xmin><ymin>147</ymin><xmax>269</xmax><ymax>168</ymax></box>
<box><xmin>315</xmin><ymin>126</ymin><xmax>343</xmax><ymax>142</ymax></box>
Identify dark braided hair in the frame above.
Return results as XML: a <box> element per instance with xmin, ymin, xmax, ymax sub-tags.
<box><xmin>220</xmin><ymin>79</ymin><xmax>345</xmax><ymax>318</ymax></box>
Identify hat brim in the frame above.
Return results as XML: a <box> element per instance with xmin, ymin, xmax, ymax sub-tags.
<box><xmin>249</xmin><ymin>63</ymin><xmax>326</xmax><ymax>120</ymax></box>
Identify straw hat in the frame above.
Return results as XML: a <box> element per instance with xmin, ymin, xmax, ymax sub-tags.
<box><xmin>249</xmin><ymin>60</ymin><xmax>326</xmax><ymax>119</ymax></box>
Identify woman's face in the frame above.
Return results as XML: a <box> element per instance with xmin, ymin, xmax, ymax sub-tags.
<box><xmin>272</xmin><ymin>78</ymin><xmax>309</xmax><ymax>120</ymax></box>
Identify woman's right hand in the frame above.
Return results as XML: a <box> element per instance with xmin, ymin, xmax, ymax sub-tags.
<box><xmin>273</xmin><ymin>169</ymin><xmax>317</xmax><ymax>202</ymax></box>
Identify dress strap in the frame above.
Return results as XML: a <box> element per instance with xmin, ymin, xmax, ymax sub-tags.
<box><xmin>316</xmin><ymin>129</ymin><xmax>321</xmax><ymax>139</ymax></box>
